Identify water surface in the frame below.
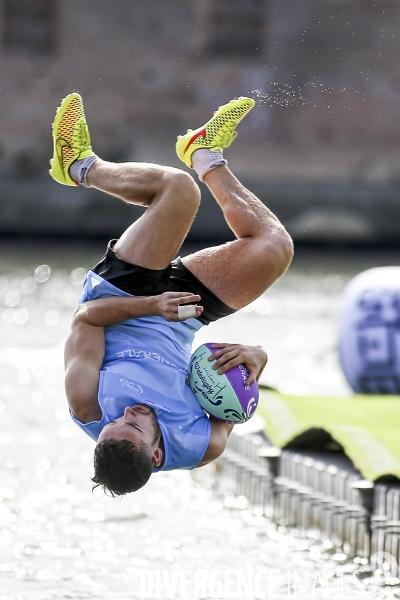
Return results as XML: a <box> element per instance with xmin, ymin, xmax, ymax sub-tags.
<box><xmin>0</xmin><ymin>241</ymin><xmax>398</xmax><ymax>599</ymax></box>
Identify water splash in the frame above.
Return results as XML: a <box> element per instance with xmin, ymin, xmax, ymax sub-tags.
<box><xmin>250</xmin><ymin>81</ymin><xmax>365</xmax><ymax>113</ymax></box>
<box><xmin>251</xmin><ymin>84</ymin><xmax>305</xmax><ymax>108</ymax></box>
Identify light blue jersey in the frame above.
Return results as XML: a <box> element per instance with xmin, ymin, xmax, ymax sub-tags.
<box><xmin>70</xmin><ymin>271</ymin><xmax>211</xmax><ymax>471</ymax></box>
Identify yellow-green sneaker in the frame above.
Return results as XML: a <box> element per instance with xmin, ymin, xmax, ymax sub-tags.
<box><xmin>176</xmin><ymin>97</ymin><xmax>255</xmax><ymax>168</ymax></box>
<box><xmin>49</xmin><ymin>92</ymin><xmax>94</xmax><ymax>186</ymax></box>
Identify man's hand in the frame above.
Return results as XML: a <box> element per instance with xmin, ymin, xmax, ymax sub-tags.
<box><xmin>154</xmin><ymin>292</ymin><xmax>203</xmax><ymax>321</ymax></box>
<box><xmin>207</xmin><ymin>343</ymin><xmax>268</xmax><ymax>385</ymax></box>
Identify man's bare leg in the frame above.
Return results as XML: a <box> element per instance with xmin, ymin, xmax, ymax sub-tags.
<box><xmin>50</xmin><ymin>93</ymin><xmax>200</xmax><ymax>271</ymax></box>
<box><xmin>182</xmin><ymin>165</ymin><xmax>293</xmax><ymax>309</ymax></box>
<box><xmin>86</xmin><ymin>160</ymin><xmax>200</xmax><ymax>270</ymax></box>
<box><xmin>174</xmin><ymin>96</ymin><xmax>293</xmax><ymax>309</ymax></box>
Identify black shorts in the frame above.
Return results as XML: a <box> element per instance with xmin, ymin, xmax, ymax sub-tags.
<box><xmin>92</xmin><ymin>240</ymin><xmax>236</xmax><ymax>325</ymax></box>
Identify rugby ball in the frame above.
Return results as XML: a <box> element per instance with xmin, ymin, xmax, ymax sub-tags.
<box><xmin>188</xmin><ymin>343</ymin><xmax>259</xmax><ymax>423</ymax></box>
<box><xmin>339</xmin><ymin>267</ymin><xmax>400</xmax><ymax>394</ymax></box>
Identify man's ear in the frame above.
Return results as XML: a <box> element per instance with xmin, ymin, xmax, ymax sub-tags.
<box><xmin>152</xmin><ymin>447</ymin><xmax>163</xmax><ymax>467</ymax></box>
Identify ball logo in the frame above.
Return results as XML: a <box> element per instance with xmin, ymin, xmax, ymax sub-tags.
<box><xmin>238</xmin><ymin>364</ymin><xmax>251</xmax><ymax>391</ymax></box>
<box><xmin>247</xmin><ymin>396</ymin><xmax>258</xmax><ymax>417</ymax></box>
<box><xmin>190</xmin><ymin>355</ymin><xmax>227</xmax><ymax>406</ymax></box>
<box><xmin>188</xmin><ymin>344</ymin><xmax>259</xmax><ymax>423</ymax></box>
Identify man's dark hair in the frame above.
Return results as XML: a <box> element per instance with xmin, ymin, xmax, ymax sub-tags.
<box><xmin>92</xmin><ymin>439</ymin><xmax>153</xmax><ymax>496</ymax></box>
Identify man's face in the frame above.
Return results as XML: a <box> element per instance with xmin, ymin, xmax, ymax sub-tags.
<box><xmin>97</xmin><ymin>405</ymin><xmax>162</xmax><ymax>465</ymax></box>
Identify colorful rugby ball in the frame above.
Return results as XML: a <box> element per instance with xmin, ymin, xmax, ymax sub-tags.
<box><xmin>188</xmin><ymin>343</ymin><xmax>259</xmax><ymax>423</ymax></box>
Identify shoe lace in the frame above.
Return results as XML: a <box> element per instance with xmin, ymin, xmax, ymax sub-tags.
<box><xmin>213</xmin><ymin>122</ymin><xmax>238</xmax><ymax>148</ymax></box>
<box><xmin>73</xmin><ymin>119</ymin><xmax>91</xmax><ymax>152</ymax></box>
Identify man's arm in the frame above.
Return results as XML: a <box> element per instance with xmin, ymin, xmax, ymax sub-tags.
<box><xmin>74</xmin><ymin>291</ymin><xmax>203</xmax><ymax>326</ymax></box>
<box><xmin>196</xmin><ymin>419</ymin><xmax>234</xmax><ymax>467</ymax></box>
<box><xmin>64</xmin><ymin>318</ymin><xmax>105</xmax><ymax>423</ymax></box>
<box><xmin>65</xmin><ymin>291</ymin><xmax>203</xmax><ymax>423</ymax></box>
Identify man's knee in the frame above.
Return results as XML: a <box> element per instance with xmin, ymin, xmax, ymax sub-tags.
<box><xmin>118</xmin><ymin>164</ymin><xmax>200</xmax><ymax>209</ymax></box>
<box><xmin>277</xmin><ymin>227</ymin><xmax>294</xmax><ymax>267</ymax></box>
<box><xmin>261</xmin><ymin>226</ymin><xmax>294</xmax><ymax>277</ymax></box>
<box><xmin>165</xmin><ymin>168</ymin><xmax>201</xmax><ymax>208</ymax></box>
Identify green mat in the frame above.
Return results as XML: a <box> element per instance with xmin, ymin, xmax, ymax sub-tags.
<box><xmin>257</xmin><ymin>389</ymin><xmax>400</xmax><ymax>482</ymax></box>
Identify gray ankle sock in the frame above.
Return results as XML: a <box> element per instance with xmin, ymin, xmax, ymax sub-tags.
<box><xmin>191</xmin><ymin>149</ymin><xmax>227</xmax><ymax>182</ymax></box>
<box><xmin>69</xmin><ymin>155</ymin><xmax>98</xmax><ymax>188</ymax></box>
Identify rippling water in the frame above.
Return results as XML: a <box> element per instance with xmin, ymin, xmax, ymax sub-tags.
<box><xmin>0</xmin><ymin>241</ymin><xmax>398</xmax><ymax>600</ymax></box>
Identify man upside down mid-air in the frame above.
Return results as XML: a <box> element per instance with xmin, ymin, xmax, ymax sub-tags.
<box><xmin>50</xmin><ymin>93</ymin><xmax>293</xmax><ymax>496</ymax></box>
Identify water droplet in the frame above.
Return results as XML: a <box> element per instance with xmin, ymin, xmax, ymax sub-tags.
<box><xmin>70</xmin><ymin>267</ymin><xmax>87</xmax><ymax>286</ymax></box>
<box><xmin>18</xmin><ymin>371</ymin><xmax>30</xmax><ymax>385</ymax></box>
<box><xmin>15</xmin><ymin>308</ymin><xmax>29</xmax><ymax>325</ymax></box>
<box><xmin>32</xmin><ymin>391</ymin><xmax>43</xmax><ymax>404</ymax></box>
<box><xmin>44</xmin><ymin>310</ymin><xmax>59</xmax><ymax>326</ymax></box>
<box><xmin>4</xmin><ymin>290</ymin><xmax>20</xmax><ymax>307</ymax></box>
<box><xmin>2</xmin><ymin>308</ymin><xmax>15</xmax><ymax>324</ymax></box>
<box><xmin>35</xmin><ymin>265</ymin><xmax>51</xmax><ymax>283</ymax></box>
<box><xmin>21</xmin><ymin>277</ymin><xmax>37</xmax><ymax>294</ymax></box>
